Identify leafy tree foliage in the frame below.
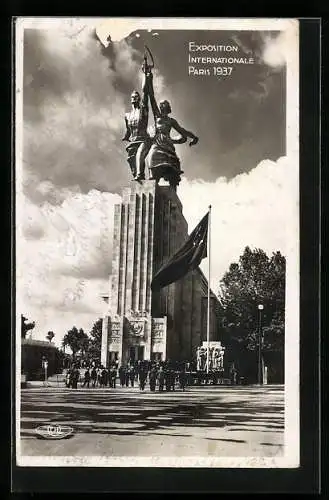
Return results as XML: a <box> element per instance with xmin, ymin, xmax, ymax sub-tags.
<box><xmin>62</xmin><ymin>326</ymin><xmax>89</xmax><ymax>358</ymax></box>
<box><xmin>218</xmin><ymin>246</ymin><xmax>285</xmax><ymax>353</ymax></box>
<box><xmin>21</xmin><ymin>315</ymin><xmax>35</xmax><ymax>339</ymax></box>
<box><xmin>88</xmin><ymin>318</ymin><xmax>103</xmax><ymax>359</ymax></box>
<box><xmin>46</xmin><ymin>331</ymin><xmax>55</xmax><ymax>342</ymax></box>
<box><xmin>61</xmin><ymin>319</ymin><xmax>103</xmax><ymax>361</ymax></box>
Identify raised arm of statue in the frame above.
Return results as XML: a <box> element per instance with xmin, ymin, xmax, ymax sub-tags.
<box><xmin>170</xmin><ymin>118</ymin><xmax>199</xmax><ymax>146</ymax></box>
<box><xmin>141</xmin><ymin>72</ymin><xmax>149</xmax><ymax>110</ymax></box>
<box><xmin>147</xmin><ymin>72</ymin><xmax>160</xmax><ymax>118</ymax></box>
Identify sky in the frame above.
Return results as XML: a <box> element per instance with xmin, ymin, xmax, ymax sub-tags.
<box><xmin>17</xmin><ymin>19</ymin><xmax>297</xmax><ymax>347</ymax></box>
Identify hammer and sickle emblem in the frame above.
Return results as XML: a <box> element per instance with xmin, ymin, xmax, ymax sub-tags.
<box><xmin>132</xmin><ymin>323</ymin><xmax>143</xmax><ymax>336</ymax></box>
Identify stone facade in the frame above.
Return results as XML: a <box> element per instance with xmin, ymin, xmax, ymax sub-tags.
<box><xmin>101</xmin><ymin>180</ymin><xmax>220</xmax><ymax>367</ymax></box>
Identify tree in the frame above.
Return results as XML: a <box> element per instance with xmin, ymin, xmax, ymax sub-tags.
<box><xmin>88</xmin><ymin>318</ymin><xmax>103</xmax><ymax>359</ymax></box>
<box><xmin>79</xmin><ymin>329</ymin><xmax>90</xmax><ymax>356</ymax></box>
<box><xmin>21</xmin><ymin>315</ymin><xmax>35</xmax><ymax>339</ymax></box>
<box><xmin>62</xmin><ymin>326</ymin><xmax>89</xmax><ymax>359</ymax></box>
<box><xmin>219</xmin><ymin>247</ymin><xmax>285</xmax><ymax>346</ymax></box>
<box><xmin>46</xmin><ymin>331</ymin><xmax>55</xmax><ymax>343</ymax></box>
<box><xmin>218</xmin><ymin>247</ymin><xmax>285</xmax><ymax>380</ymax></box>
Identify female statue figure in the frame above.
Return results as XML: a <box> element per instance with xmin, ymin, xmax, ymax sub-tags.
<box><xmin>147</xmin><ymin>72</ymin><xmax>199</xmax><ymax>188</ymax></box>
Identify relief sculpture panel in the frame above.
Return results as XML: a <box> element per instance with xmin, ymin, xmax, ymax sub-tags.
<box><xmin>110</xmin><ymin>320</ymin><xmax>122</xmax><ymax>345</ymax></box>
<box><xmin>151</xmin><ymin>318</ymin><xmax>166</xmax><ymax>345</ymax></box>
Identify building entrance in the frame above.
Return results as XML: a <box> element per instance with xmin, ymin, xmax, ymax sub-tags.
<box><xmin>129</xmin><ymin>346</ymin><xmax>145</xmax><ymax>362</ymax></box>
<box><xmin>151</xmin><ymin>352</ymin><xmax>163</xmax><ymax>362</ymax></box>
<box><xmin>109</xmin><ymin>351</ymin><xmax>118</xmax><ymax>364</ymax></box>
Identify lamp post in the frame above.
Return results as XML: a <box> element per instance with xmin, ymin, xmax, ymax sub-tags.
<box><xmin>42</xmin><ymin>356</ymin><xmax>48</xmax><ymax>387</ymax></box>
<box><xmin>257</xmin><ymin>304</ymin><xmax>264</xmax><ymax>385</ymax></box>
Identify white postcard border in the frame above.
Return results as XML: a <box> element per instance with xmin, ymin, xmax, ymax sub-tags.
<box><xmin>15</xmin><ymin>17</ymin><xmax>300</xmax><ymax>469</ymax></box>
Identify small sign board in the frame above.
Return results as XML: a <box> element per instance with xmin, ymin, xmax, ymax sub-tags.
<box><xmin>202</xmin><ymin>341</ymin><xmax>224</xmax><ymax>349</ymax></box>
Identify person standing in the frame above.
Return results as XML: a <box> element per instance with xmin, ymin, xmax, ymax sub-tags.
<box><xmin>125</xmin><ymin>366</ymin><xmax>130</xmax><ymax>387</ymax></box>
<box><xmin>110</xmin><ymin>365</ymin><xmax>117</xmax><ymax>388</ymax></box>
<box><xmin>96</xmin><ymin>367</ymin><xmax>102</xmax><ymax>388</ymax></box>
<box><xmin>149</xmin><ymin>366</ymin><xmax>157</xmax><ymax>392</ymax></box>
<box><xmin>106</xmin><ymin>367</ymin><xmax>109</xmax><ymax>387</ymax></box>
<box><xmin>230</xmin><ymin>365</ymin><xmax>237</xmax><ymax>385</ymax></box>
<box><xmin>70</xmin><ymin>369</ymin><xmax>75</xmax><ymax>389</ymax></box>
<box><xmin>91</xmin><ymin>367</ymin><xmax>97</xmax><ymax>388</ymax></box>
<box><xmin>158</xmin><ymin>366</ymin><xmax>165</xmax><ymax>392</ymax></box>
<box><xmin>165</xmin><ymin>368</ymin><xmax>171</xmax><ymax>392</ymax></box>
<box><xmin>139</xmin><ymin>367</ymin><xmax>148</xmax><ymax>391</ymax></box>
<box><xmin>170</xmin><ymin>369</ymin><xmax>176</xmax><ymax>391</ymax></box>
<box><xmin>82</xmin><ymin>368</ymin><xmax>90</xmax><ymax>388</ymax></box>
<box><xmin>119</xmin><ymin>365</ymin><xmax>125</xmax><ymax>387</ymax></box>
<box><xmin>129</xmin><ymin>365</ymin><xmax>136</xmax><ymax>387</ymax></box>
<box><xmin>179</xmin><ymin>368</ymin><xmax>187</xmax><ymax>391</ymax></box>
<box><xmin>72</xmin><ymin>366</ymin><xmax>79</xmax><ymax>389</ymax></box>
<box><xmin>100</xmin><ymin>366</ymin><xmax>107</xmax><ymax>387</ymax></box>
<box><xmin>65</xmin><ymin>369</ymin><xmax>71</xmax><ymax>388</ymax></box>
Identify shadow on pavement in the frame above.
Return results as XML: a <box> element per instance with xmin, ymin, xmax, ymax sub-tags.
<box><xmin>20</xmin><ymin>389</ymin><xmax>284</xmax><ymax>440</ymax></box>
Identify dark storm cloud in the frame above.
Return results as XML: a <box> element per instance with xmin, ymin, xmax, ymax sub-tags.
<box><xmin>22</xmin><ymin>27</ymin><xmax>285</xmax><ymax>205</ymax></box>
<box><xmin>23</xmin><ymin>28</ymin><xmax>133</xmax><ymax>203</ymax></box>
<box><xmin>23</xmin><ymin>30</ymin><xmax>66</xmax><ymax>123</ymax></box>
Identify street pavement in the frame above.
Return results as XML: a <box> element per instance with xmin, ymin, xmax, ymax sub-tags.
<box><xmin>19</xmin><ymin>385</ymin><xmax>284</xmax><ymax>458</ymax></box>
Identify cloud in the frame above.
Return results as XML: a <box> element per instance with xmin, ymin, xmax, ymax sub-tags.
<box><xmin>17</xmin><ymin>189</ymin><xmax>121</xmax><ymax>343</ymax></box>
<box><xmin>95</xmin><ymin>19</ymin><xmax>156</xmax><ymax>46</ymax></box>
<box><xmin>21</xmin><ymin>21</ymin><xmax>287</xmax><ymax>208</ymax></box>
<box><xmin>178</xmin><ymin>155</ymin><xmax>296</xmax><ymax>292</ymax></box>
<box><xmin>261</xmin><ymin>23</ymin><xmax>298</xmax><ymax>69</ymax></box>
<box><xmin>22</xmin><ymin>25</ymin><xmax>175</xmax><ymax>208</ymax></box>
<box><xmin>22</xmin><ymin>26</ymin><xmax>137</xmax><ymax>202</ymax></box>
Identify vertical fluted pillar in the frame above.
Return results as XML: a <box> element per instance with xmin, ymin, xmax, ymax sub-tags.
<box><xmin>110</xmin><ymin>204</ymin><xmax>122</xmax><ymax>314</ymax></box>
<box><xmin>133</xmin><ymin>194</ymin><xmax>142</xmax><ymax>311</ymax></box>
<box><xmin>101</xmin><ymin>316</ymin><xmax>109</xmax><ymax>367</ymax></box>
<box><xmin>125</xmin><ymin>193</ymin><xmax>136</xmax><ymax>312</ymax></box>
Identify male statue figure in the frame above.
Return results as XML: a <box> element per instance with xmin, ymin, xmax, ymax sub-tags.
<box><xmin>122</xmin><ymin>51</ymin><xmax>153</xmax><ymax>181</ymax></box>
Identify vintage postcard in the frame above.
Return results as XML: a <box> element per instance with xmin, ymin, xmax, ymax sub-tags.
<box><xmin>15</xmin><ymin>17</ymin><xmax>299</xmax><ymax>469</ymax></box>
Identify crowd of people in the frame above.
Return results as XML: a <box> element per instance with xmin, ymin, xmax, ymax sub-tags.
<box><xmin>65</xmin><ymin>359</ymin><xmax>227</xmax><ymax>392</ymax></box>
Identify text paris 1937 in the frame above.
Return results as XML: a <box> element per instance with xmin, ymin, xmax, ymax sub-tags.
<box><xmin>188</xmin><ymin>66</ymin><xmax>234</xmax><ymax>77</ymax></box>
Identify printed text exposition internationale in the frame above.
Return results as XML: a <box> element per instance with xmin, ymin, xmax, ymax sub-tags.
<box><xmin>188</xmin><ymin>43</ymin><xmax>254</xmax><ymax>65</ymax></box>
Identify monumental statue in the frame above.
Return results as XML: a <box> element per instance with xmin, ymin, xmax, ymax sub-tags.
<box><xmin>196</xmin><ymin>343</ymin><xmax>225</xmax><ymax>372</ymax></box>
<box><xmin>197</xmin><ymin>346</ymin><xmax>207</xmax><ymax>371</ymax></box>
<box><xmin>147</xmin><ymin>69</ymin><xmax>199</xmax><ymax>188</ymax></box>
<box><xmin>122</xmin><ymin>48</ymin><xmax>153</xmax><ymax>181</ymax></box>
<box><xmin>122</xmin><ymin>46</ymin><xmax>199</xmax><ymax>188</ymax></box>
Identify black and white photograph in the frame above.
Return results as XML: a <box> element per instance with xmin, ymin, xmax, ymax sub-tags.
<box><xmin>15</xmin><ymin>17</ymin><xmax>300</xmax><ymax>468</ymax></box>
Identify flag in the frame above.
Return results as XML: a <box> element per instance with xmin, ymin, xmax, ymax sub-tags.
<box><xmin>151</xmin><ymin>211</ymin><xmax>209</xmax><ymax>291</ymax></box>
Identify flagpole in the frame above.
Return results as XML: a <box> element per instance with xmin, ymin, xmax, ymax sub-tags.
<box><xmin>206</xmin><ymin>205</ymin><xmax>211</xmax><ymax>374</ymax></box>
<box><xmin>166</xmin><ymin>200</ymin><xmax>171</xmax><ymax>316</ymax></box>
